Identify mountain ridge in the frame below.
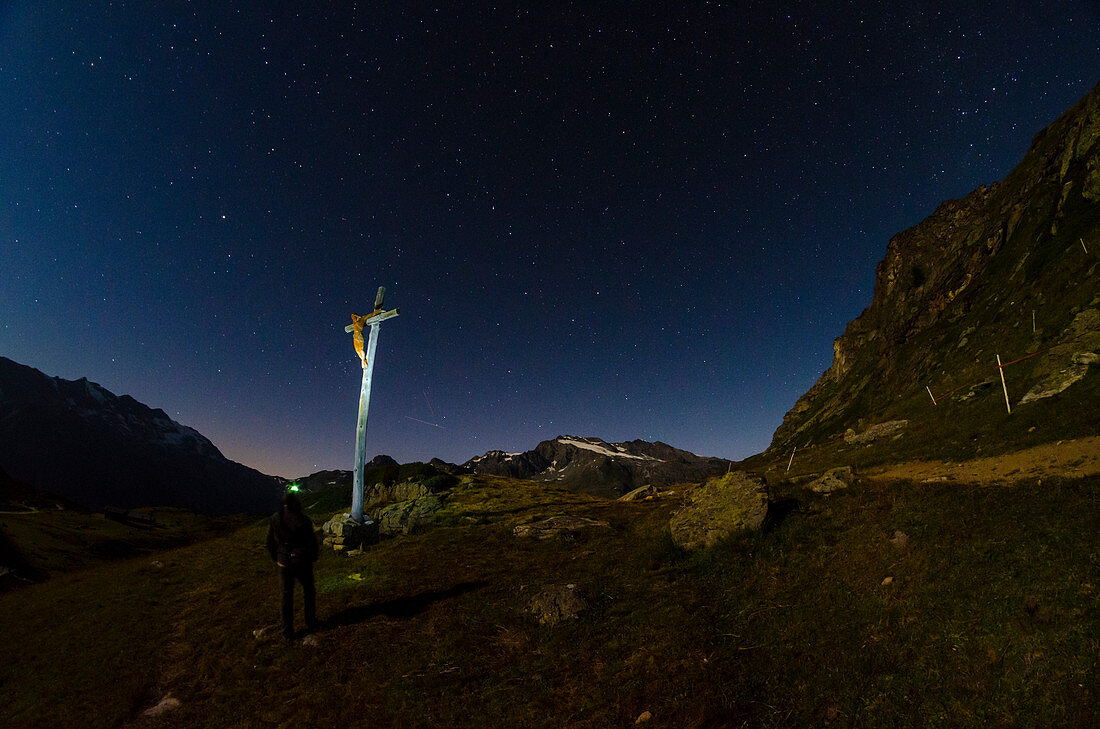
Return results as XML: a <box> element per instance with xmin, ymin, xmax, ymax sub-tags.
<box><xmin>460</xmin><ymin>435</ymin><xmax>731</xmax><ymax>497</ymax></box>
<box><xmin>0</xmin><ymin>356</ymin><xmax>280</xmax><ymax>515</ymax></box>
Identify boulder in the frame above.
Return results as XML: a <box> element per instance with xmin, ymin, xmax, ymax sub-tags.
<box><xmin>1019</xmin><ymin>350</ymin><xmax>1098</xmax><ymax>404</ymax></box>
<box><xmin>843</xmin><ymin>420</ymin><xmax>908</xmax><ymax>445</ymax></box>
<box><xmin>321</xmin><ymin>513</ymin><xmax>378</xmax><ymax>550</ymax></box>
<box><xmin>392</xmin><ymin>481</ymin><xmax>432</xmax><ymax>502</ymax></box>
<box><xmin>364</xmin><ymin>480</ymin><xmax>432</xmax><ymax>507</ymax></box>
<box><xmin>1016</xmin><ymin>309</ymin><xmax>1099</xmax><ymax>405</ymax></box>
<box><xmin>669</xmin><ymin>472</ymin><xmax>769</xmax><ymax>549</ymax></box>
<box><xmin>513</xmin><ymin>514</ymin><xmax>610</xmax><ymax>540</ymax></box>
<box><xmin>375</xmin><ymin>495</ymin><xmax>444</xmax><ymax>537</ymax></box>
<box><xmin>252</xmin><ymin>625</ymin><xmax>278</xmax><ymax>641</ymax></box>
<box><xmin>619</xmin><ymin>484</ymin><xmax>658</xmax><ymax>502</ymax></box>
<box><xmin>808</xmin><ymin>467</ymin><xmax>854</xmax><ymax>493</ymax></box>
<box><xmin>527</xmin><ymin>584</ymin><xmax>588</xmax><ymax>625</ymax></box>
<box><xmin>143</xmin><ymin>695</ymin><xmax>181</xmax><ymax>717</ymax></box>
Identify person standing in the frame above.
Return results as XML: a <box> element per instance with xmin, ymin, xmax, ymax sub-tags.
<box><xmin>266</xmin><ymin>492</ymin><xmax>319</xmax><ymax>639</ymax></box>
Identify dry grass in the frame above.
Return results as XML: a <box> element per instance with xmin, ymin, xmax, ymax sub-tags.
<box><xmin>1</xmin><ymin>473</ymin><xmax>1097</xmax><ymax>728</ymax></box>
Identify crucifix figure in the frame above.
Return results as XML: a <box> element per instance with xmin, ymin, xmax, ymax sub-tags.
<box><xmin>345</xmin><ymin>286</ymin><xmax>399</xmax><ymax>523</ymax></box>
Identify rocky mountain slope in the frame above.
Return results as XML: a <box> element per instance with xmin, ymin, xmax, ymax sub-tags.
<box><xmin>765</xmin><ymin>81</ymin><xmax>1100</xmax><ymax>467</ymax></box>
<box><xmin>461</xmin><ymin>435</ymin><xmax>731</xmax><ymax>497</ymax></box>
<box><xmin>0</xmin><ymin>357</ymin><xmax>280</xmax><ymax>514</ymax></box>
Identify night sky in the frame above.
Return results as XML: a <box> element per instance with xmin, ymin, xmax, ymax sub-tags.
<box><xmin>1</xmin><ymin>3</ymin><xmax>1097</xmax><ymax>478</ymax></box>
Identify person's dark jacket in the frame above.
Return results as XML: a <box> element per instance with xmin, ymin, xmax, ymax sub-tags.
<box><xmin>266</xmin><ymin>507</ymin><xmax>319</xmax><ymax>566</ymax></box>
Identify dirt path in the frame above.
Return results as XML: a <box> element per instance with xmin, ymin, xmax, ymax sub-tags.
<box><xmin>864</xmin><ymin>436</ymin><xmax>1100</xmax><ymax>484</ymax></box>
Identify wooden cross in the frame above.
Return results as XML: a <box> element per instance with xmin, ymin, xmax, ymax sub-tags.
<box><xmin>344</xmin><ymin>286</ymin><xmax>399</xmax><ymax>523</ymax></box>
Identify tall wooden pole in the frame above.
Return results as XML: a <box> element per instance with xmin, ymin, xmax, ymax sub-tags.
<box><xmin>345</xmin><ymin>287</ymin><xmax>399</xmax><ymax>523</ymax></box>
<box><xmin>996</xmin><ymin>354</ymin><xmax>1011</xmax><ymax>414</ymax></box>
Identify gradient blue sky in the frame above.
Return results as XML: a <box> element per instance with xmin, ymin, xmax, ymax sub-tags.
<box><xmin>2</xmin><ymin>2</ymin><xmax>1097</xmax><ymax>477</ymax></box>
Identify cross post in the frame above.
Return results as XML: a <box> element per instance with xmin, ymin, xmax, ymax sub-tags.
<box><xmin>344</xmin><ymin>286</ymin><xmax>399</xmax><ymax>523</ymax></box>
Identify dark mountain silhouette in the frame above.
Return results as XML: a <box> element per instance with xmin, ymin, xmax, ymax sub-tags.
<box><xmin>0</xmin><ymin>357</ymin><xmax>280</xmax><ymax>515</ymax></box>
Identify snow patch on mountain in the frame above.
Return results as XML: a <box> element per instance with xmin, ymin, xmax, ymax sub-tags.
<box><xmin>557</xmin><ymin>437</ymin><xmax>662</xmax><ymax>462</ymax></box>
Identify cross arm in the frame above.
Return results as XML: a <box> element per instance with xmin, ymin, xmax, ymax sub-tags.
<box><xmin>344</xmin><ymin>308</ymin><xmax>400</xmax><ymax>332</ymax></box>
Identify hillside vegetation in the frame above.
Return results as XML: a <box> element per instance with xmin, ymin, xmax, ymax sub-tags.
<box><xmin>0</xmin><ymin>506</ymin><xmax>251</xmax><ymax>589</ymax></box>
<box><xmin>1</xmin><ymin>472</ymin><xmax>1096</xmax><ymax>728</ymax></box>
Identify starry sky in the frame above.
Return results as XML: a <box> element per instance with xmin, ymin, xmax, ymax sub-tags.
<box><xmin>1</xmin><ymin>2</ymin><xmax>1097</xmax><ymax>478</ymax></box>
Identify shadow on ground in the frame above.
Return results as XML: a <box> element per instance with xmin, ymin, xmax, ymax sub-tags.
<box><xmin>763</xmin><ymin>497</ymin><xmax>799</xmax><ymax>532</ymax></box>
<box><xmin>324</xmin><ymin>581</ymin><xmax>489</xmax><ymax>628</ymax></box>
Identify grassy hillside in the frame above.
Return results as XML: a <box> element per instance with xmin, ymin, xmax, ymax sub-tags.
<box><xmin>1</xmin><ymin>473</ymin><xmax>1096</xmax><ymax>728</ymax></box>
<box><xmin>0</xmin><ymin>507</ymin><xmax>252</xmax><ymax>587</ymax></box>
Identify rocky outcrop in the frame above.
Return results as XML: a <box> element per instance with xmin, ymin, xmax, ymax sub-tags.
<box><xmin>364</xmin><ymin>480</ymin><xmax>432</xmax><ymax>507</ymax></box>
<box><xmin>618</xmin><ymin>484</ymin><xmax>659</xmax><ymax>502</ymax></box>
<box><xmin>808</xmin><ymin>467</ymin><xmax>854</xmax><ymax>493</ymax></box>
<box><xmin>428</xmin><ymin>457</ymin><xmax>461</xmax><ymax>474</ymax></box>
<box><xmin>527</xmin><ymin>584</ymin><xmax>588</xmax><ymax>625</ymax></box>
<box><xmin>322</xmin><ymin>513</ymin><xmax>378</xmax><ymax>552</ymax></box>
<box><xmin>142</xmin><ymin>695</ymin><xmax>182</xmax><ymax>718</ymax></box>
<box><xmin>769</xmin><ymin>82</ymin><xmax>1100</xmax><ymax>454</ymax></box>
<box><xmin>375</xmin><ymin>495</ymin><xmax>444</xmax><ymax>537</ymax></box>
<box><xmin>843</xmin><ymin>421</ymin><xmax>908</xmax><ymax>446</ymax></box>
<box><xmin>669</xmin><ymin>472</ymin><xmax>769</xmax><ymax>549</ymax></box>
<box><xmin>1018</xmin><ymin>309</ymin><xmax>1100</xmax><ymax>405</ymax></box>
<box><xmin>513</xmin><ymin>514</ymin><xmax>611</xmax><ymax>540</ymax></box>
<box><xmin>1019</xmin><ymin>351</ymin><xmax>1098</xmax><ymax>404</ymax></box>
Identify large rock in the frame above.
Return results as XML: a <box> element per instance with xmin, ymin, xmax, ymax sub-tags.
<box><xmin>843</xmin><ymin>420</ymin><xmax>908</xmax><ymax>445</ymax></box>
<box><xmin>808</xmin><ymin>466</ymin><xmax>855</xmax><ymax>493</ymax></box>
<box><xmin>1018</xmin><ymin>310</ymin><xmax>1099</xmax><ymax>405</ymax></box>
<box><xmin>619</xmin><ymin>484</ymin><xmax>658</xmax><ymax>502</ymax></box>
<box><xmin>321</xmin><ymin>513</ymin><xmax>378</xmax><ymax>550</ymax></box>
<box><xmin>364</xmin><ymin>480</ymin><xmax>431</xmax><ymax>507</ymax></box>
<box><xmin>669</xmin><ymin>472</ymin><xmax>769</xmax><ymax>549</ymax></box>
<box><xmin>527</xmin><ymin>584</ymin><xmax>588</xmax><ymax>625</ymax></box>
<box><xmin>375</xmin><ymin>495</ymin><xmax>444</xmax><ymax>537</ymax></box>
<box><xmin>1019</xmin><ymin>352</ymin><xmax>1098</xmax><ymax>404</ymax></box>
<box><xmin>513</xmin><ymin>514</ymin><xmax>610</xmax><ymax>540</ymax></box>
<box><xmin>143</xmin><ymin>695</ymin><xmax>182</xmax><ymax>717</ymax></box>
